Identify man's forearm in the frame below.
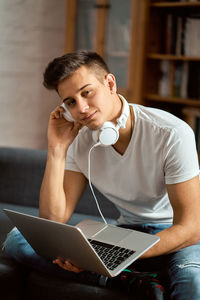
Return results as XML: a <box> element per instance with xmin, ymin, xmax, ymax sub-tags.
<box><xmin>141</xmin><ymin>223</ymin><xmax>200</xmax><ymax>259</ymax></box>
<box><xmin>39</xmin><ymin>148</ymin><xmax>67</xmax><ymax>222</ymax></box>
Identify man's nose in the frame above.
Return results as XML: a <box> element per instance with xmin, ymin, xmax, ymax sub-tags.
<box><xmin>77</xmin><ymin>99</ymin><xmax>89</xmax><ymax>113</ymax></box>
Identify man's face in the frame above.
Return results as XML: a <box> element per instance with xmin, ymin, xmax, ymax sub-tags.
<box><xmin>57</xmin><ymin>66</ymin><xmax>117</xmax><ymax>130</ymax></box>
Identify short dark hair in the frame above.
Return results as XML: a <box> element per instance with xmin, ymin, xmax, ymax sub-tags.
<box><xmin>43</xmin><ymin>50</ymin><xmax>110</xmax><ymax>91</ymax></box>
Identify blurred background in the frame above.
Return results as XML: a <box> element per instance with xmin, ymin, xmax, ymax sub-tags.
<box><xmin>0</xmin><ymin>0</ymin><xmax>66</xmax><ymax>149</ymax></box>
<box><xmin>0</xmin><ymin>0</ymin><xmax>199</xmax><ymax>161</ymax></box>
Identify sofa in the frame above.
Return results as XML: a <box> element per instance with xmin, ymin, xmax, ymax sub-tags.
<box><xmin>0</xmin><ymin>146</ymin><xmax>140</xmax><ymax>300</ymax></box>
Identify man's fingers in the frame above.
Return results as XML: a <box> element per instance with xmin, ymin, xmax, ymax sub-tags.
<box><xmin>64</xmin><ymin>261</ymin><xmax>83</xmax><ymax>273</ymax></box>
<box><xmin>50</xmin><ymin>106</ymin><xmax>65</xmax><ymax>119</ymax></box>
<box><xmin>53</xmin><ymin>258</ymin><xmax>65</xmax><ymax>268</ymax></box>
<box><xmin>53</xmin><ymin>258</ymin><xmax>83</xmax><ymax>273</ymax></box>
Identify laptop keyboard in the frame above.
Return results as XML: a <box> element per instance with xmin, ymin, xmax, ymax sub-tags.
<box><xmin>88</xmin><ymin>239</ymin><xmax>135</xmax><ymax>271</ymax></box>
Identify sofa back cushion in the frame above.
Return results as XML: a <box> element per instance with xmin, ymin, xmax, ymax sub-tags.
<box><xmin>0</xmin><ymin>147</ymin><xmax>46</xmax><ymax>207</ymax></box>
<box><xmin>0</xmin><ymin>147</ymin><xmax>119</xmax><ymax>219</ymax></box>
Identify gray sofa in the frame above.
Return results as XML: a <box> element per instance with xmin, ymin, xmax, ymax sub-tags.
<box><xmin>0</xmin><ymin>146</ymin><xmax>137</xmax><ymax>300</ymax></box>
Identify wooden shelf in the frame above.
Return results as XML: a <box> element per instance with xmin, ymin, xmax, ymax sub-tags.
<box><xmin>106</xmin><ymin>51</ymin><xmax>129</xmax><ymax>58</ymax></box>
<box><xmin>151</xmin><ymin>2</ymin><xmax>200</xmax><ymax>8</ymax></box>
<box><xmin>145</xmin><ymin>94</ymin><xmax>200</xmax><ymax>107</ymax></box>
<box><xmin>147</xmin><ymin>54</ymin><xmax>200</xmax><ymax>61</ymax></box>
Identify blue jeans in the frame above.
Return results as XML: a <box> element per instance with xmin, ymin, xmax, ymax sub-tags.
<box><xmin>3</xmin><ymin>223</ymin><xmax>200</xmax><ymax>299</ymax></box>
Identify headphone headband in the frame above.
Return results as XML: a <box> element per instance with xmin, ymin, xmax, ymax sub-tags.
<box><xmin>116</xmin><ymin>94</ymin><xmax>130</xmax><ymax>129</ymax></box>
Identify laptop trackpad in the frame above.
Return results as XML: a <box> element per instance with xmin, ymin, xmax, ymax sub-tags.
<box><xmin>93</xmin><ymin>226</ymin><xmax>130</xmax><ymax>243</ymax></box>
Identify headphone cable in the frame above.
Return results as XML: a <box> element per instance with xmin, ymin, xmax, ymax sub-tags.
<box><xmin>88</xmin><ymin>143</ymin><xmax>108</xmax><ymax>225</ymax></box>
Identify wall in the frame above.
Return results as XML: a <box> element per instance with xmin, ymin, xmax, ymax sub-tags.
<box><xmin>0</xmin><ymin>0</ymin><xmax>66</xmax><ymax>149</ymax></box>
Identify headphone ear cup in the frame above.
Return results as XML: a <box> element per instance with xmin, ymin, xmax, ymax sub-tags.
<box><xmin>60</xmin><ymin>103</ymin><xmax>75</xmax><ymax>122</ymax></box>
<box><xmin>63</xmin><ymin>110</ymin><xmax>75</xmax><ymax>122</ymax></box>
<box><xmin>92</xmin><ymin>122</ymin><xmax>119</xmax><ymax>146</ymax></box>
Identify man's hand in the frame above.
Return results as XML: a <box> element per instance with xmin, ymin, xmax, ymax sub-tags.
<box><xmin>47</xmin><ymin>106</ymin><xmax>82</xmax><ymax>151</ymax></box>
<box><xmin>53</xmin><ymin>258</ymin><xmax>83</xmax><ymax>273</ymax></box>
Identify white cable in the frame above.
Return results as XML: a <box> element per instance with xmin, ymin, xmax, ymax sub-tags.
<box><xmin>88</xmin><ymin>143</ymin><xmax>108</xmax><ymax>225</ymax></box>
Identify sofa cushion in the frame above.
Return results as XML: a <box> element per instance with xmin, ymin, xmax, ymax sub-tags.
<box><xmin>27</xmin><ymin>271</ymin><xmax>133</xmax><ymax>300</ymax></box>
<box><xmin>0</xmin><ymin>146</ymin><xmax>120</xmax><ymax>219</ymax></box>
<box><xmin>0</xmin><ymin>147</ymin><xmax>46</xmax><ymax>207</ymax></box>
<box><xmin>0</xmin><ymin>256</ymin><xmax>27</xmax><ymax>300</ymax></box>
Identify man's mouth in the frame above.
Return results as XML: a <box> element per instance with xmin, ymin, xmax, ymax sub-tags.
<box><xmin>82</xmin><ymin>111</ymin><xmax>97</xmax><ymax>122</ymax></box>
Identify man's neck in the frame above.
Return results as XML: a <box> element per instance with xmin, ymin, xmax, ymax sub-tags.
<box><xmin>112</xmin><ymin>105</ymin><xmax>134</xmax><ymax>155</ymax></box>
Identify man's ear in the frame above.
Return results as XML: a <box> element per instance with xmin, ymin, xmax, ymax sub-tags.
<box><xmin>105</xmin><ymin>73</ymin><xmax>117</xmax><ymax>94</ymax></box>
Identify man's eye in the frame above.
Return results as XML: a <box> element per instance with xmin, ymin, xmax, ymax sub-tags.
<box><xmin>66</xmin><ymin>99</ymin><xmax>76</xmax><ymax>106</ymax></box>
<box><xmin>83</xmin><ymin>90</ymin><xmax>90</xmax><ymax>96</ymax></box>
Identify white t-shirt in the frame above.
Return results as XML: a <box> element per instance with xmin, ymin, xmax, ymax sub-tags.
<box><xmin>66</xmin><ymin>104</ymin><xmax>199</xmax><ymax>224</ymax></box>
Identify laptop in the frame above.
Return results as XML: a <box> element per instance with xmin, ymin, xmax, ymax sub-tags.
<box><xmin>4</xmin><ymin>209</ymin><xmax>160</xmax><ymax>278</ymax></box>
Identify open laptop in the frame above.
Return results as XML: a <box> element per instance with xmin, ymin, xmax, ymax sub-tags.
<box><xmin>4</xmin><ymin>209</ymin><xmax>160</xmax><ymax>278</ymax></box>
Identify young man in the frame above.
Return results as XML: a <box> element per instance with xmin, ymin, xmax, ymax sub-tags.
<box><xmin>4</xmin><ymin>50</ymin><xmax>200</xmax><ymax>299</ymax></box>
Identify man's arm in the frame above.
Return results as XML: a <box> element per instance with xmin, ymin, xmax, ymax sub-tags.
<box><xmin>39</xmin><ymin>105</ymin><xmax>86</xmax><ymax>223</ymax></box>
<box><xmin>141</xmin><ymin>175</ymin><xmax>200</xmax><ymax>259</ymax></box>
<box><xmin>39</xmin><ymin>156</ymin><xmax>88</xmax><ymax>223</ymax></box>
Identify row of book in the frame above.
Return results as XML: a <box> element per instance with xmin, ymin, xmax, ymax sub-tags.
<box><xmin>165</xmin><ymin>14</ymin><xmax>200</xmax><ymax>56</ymax></box>
<box><xmin>158</xmin><ymin>61</ymin><xmax>200</xmax><ymax>99</ymax></box>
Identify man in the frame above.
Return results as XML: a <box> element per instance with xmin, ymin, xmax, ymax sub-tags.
<box><xmin>4</xmin><ymin>50</ymin><xmax>200</xmax><ymax>299</ymax></box>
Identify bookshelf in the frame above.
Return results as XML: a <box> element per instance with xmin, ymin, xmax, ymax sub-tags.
<box><xmin>142</xmin><ymin>0</ymin><xmax>200</xmax><ymax>159</ymax></box>
<box><xmin>144</xmin><ymin>1</ymin><xmax>200</xmax><ymax>106</ymax></box>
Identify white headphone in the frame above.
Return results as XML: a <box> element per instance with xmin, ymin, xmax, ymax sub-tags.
<box><xmin>60</xmin><ymin>103</ymin><xmax>75</xmax><ymax>122</ymax></box>
<box><xmin>92</xmin><ymin>94</ymin><xmax>130</xmax><ymax>146</ymax></box>
<box><xmin>60</xmin><ymin>94</ymin><xmax>130</xmax><ymax>146</ymax></box>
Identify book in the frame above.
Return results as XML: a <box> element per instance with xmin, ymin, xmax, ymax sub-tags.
<box><xmin>176</xmin><ymin>16</ymin><xmax>186</xmax><ymax>55</ymax></box>
<box><xmin>173</xmin><ymin>62</ymin><xmax>183</xmax><ymax>97</ymax></box>
<box><xmin>172</xmin><ymin>61</ymin><xmax>189</xmax><ymax>99</ymax></box>
<box><xmin>158</xmin><ymin>61</ymin><xmax>171</xmax><ymax>97</ymax></box>
<box><xmin>187</xmin><ymin>62</ymin><xmax>200</xmax><ymax>100</ymax></box>
<box><xmin>185</xmin><ymin>18</ymin><xmax>200</xmax><ymax>57</ymax></box>
<box><xmin>181</xmin><ymin>61</ymin><xmax>189</xmax><ymax>99</ymax></box>
<box><xmin>165</xmin><ymin>14</ymin><xmax>177</xmax><ymax>54</ymax></box>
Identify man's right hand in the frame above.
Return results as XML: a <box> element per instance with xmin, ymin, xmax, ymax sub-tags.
<box><xmin>53</xmin><ymin>258</ymin><xmax>83</xmax><ymax>273</ymax></box>
<box><xmin>47</xmin><ymin>106</ymin><xmax>82</xmax><ymax>152</ymax></box>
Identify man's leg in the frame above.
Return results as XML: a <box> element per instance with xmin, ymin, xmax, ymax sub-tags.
<box><xmin>167</xmin><ymin>242</ymin><xmax>200</xmax><ymax>300</ymax></box>
<box><xmin>127</xmin><ymin>224</ymin><xmax>200</xmax><ymax>299</ymax></box>
<box><xmin>146</xmin><ymin>224</ymin><xmax>200</xmax><ymax>299</ymax></box>
<box><xmin>3</xmin><ymin>227</ymin><xmax>100</xmax><ymax>285</ymax></box>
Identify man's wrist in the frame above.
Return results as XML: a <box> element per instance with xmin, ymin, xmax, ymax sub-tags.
<box><xmin>47</xmin><ymin>144</ymin><xmax>68</xmax><ymax>160</ymax></box>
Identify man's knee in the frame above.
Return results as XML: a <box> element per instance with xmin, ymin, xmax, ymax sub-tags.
<box><xmin>169</xmin><ymin>257</ymin><xmax>200</xmax><ymax>298</ymax></box>
<box><xmin>3</xmin><ymin>227</ymin><xmax>34</xmax><ymax>263</ymax></box>
<box><xmin>3</xmin><ymin>227</ymin><xmax>18</xmax><ymax>254</ymax></box>
<box><xmin>176</xmin><ymin>261</ymin><xmax>200</xmax><ymax>284</ymax></box>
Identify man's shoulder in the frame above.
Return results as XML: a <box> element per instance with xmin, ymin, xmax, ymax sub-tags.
<box><xmin>133</xmin><ymin>104</ymin><xmax>189</xmax><ymax>132</ymax></box>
